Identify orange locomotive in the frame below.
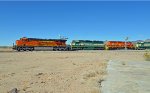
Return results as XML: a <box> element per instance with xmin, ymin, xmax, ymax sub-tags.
<box><xmin>13</xmin><ymin>37</ymin><xmax>69</xmax><ymax>51</ymax></box>
<box><xmin>105</xmin><ymin>41</ymin><xmax>135</xmax><ymax>50</ymax></box>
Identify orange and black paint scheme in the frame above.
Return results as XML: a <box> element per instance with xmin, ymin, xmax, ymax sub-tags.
<box><xmin>13</xmin><ymin>37</ymin><xmax>70</xmax><ymax>51</ymax></box>
<box><xmin>105</xmin><ymin>41</ymin><xmax>135</xmax><ymax>50</ymax></box>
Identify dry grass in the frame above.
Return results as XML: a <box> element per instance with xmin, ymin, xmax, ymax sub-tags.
<box><xmin>144</xmin><ymin>52</ymin><xmax>150</xmax><ymax>61</ymax></box>
<box><xmin>82</xmin><ymin>69</ymin><xmax>106</xmax><ymax>80</ymax></box>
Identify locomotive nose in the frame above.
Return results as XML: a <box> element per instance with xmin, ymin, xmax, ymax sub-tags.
<box><xmin>16</xmin><ymin>40</ymin><xmax>20</xmax><ymax>45</ymax></box>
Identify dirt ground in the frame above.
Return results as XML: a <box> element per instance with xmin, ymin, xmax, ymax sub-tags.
<box><xmin>0</xmin><ymin>48</ymin><xmax>146</xmax><ymax>93</ymax></box>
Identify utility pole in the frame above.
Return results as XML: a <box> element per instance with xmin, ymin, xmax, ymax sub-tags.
<box><xmin>125</xmin><ymin>37</ymin><xmax>128</xmax><ymax>50</ymax></box>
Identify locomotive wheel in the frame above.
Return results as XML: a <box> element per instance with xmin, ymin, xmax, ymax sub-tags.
<box><xmin>53</xmin><ymin>48</ymin><xmax>56</xmax><ymax>51</ymax></box>
<box><xmin>28</xmin><ymin>48</ymin><xmax>32</xmax><ymax>51</ymax></box>
<box><xmin>61</xmin><ymin>48</ymin><xmax>65</xmax><ymax>51</ymax></box>
<box><xmin>23</xmin><ymin>48</ymin><xmax>26</xmax><ymax>51</ymax></box>
<box><xmin>28</xmin><ymin>47</ymin><xmax>33</xmax><ymax>51</ymax></box>
<box><xmin>17</xmin><ymin>48</ymin><xmax>20</xmax><ymax>51</ymax></box>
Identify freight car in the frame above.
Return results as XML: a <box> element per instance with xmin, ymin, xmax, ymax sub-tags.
<box><xmin>105</xmin><ymin>41</ymin><xmax>135</xmax><ymax>50</ymax></box>
<box><xmin>136</xmin><ymin>42</ymin><xmax>150</xmax><ymax>50</ymax></box>
<box><xmin>71</xmin><ymin>40</ymin><xmax>105</xmax><ymax>50</ymax></box>
<box><xmin>13</xmin><ymin>37</ymin><xmax>70</xmax><ymax>51</ymax></box>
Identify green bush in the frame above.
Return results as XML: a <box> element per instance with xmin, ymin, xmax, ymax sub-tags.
<box><xmin>144</xmin><ymin>52</ymin><xmax>150</xmax><ymax>61</ymax></box>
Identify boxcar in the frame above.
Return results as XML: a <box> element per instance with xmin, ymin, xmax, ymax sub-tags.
<box><xmin>136</xmin><ymin>42</ymin><xmax>150</xmax><ymax>50</ymax></box>
<box><xmin>13</xmin><ymin>37</ymin><xmax>70</xmax><ymax>51</ymax></box>
<box><xmin>71</xmin><ymin>40</ymin><xmax>105</xmax><ymax>50</ymax></box>
<box><xmin>105</xmin><ymin>41</ymin><xmax>135</xmax><ymax>50</ymax></box>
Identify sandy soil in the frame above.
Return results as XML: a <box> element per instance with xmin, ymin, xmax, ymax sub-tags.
<box><xmin>0</xmin><ymin>47</ymin><xmax>13</xmax><ymax>52</ymax></box>
<box><xmin>0</xmin><ymin>49</ymin><xmax>146</xmax><ymax>93</ymax></box>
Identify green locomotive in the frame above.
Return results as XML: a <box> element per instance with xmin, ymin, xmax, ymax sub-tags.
<box><xmin>136</xmin><ymin>42</ymin><xmax>150</xmax><ymax>50</ymax></box>
<box><xmin>71</xmin><ymin>40</ymin><xmax>105</xmax><ymax>50</ymax></box>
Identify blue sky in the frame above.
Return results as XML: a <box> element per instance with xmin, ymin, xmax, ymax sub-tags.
<box><xmin>0</xmin><ymin>1</ymin><xmax>150</xmax><ymax>45</ymax></box>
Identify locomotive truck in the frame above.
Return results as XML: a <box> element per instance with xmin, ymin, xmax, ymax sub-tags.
<box><xmin>13</xmin><ymin>37</ymin><xmax>70</xmax><ymax>51</ymax></box>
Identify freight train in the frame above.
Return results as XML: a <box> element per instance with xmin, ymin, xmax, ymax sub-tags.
<box><xmin>13</xmin><ymin>37</ymin><xmax>150</xmax><ymax>51</ymax></box>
